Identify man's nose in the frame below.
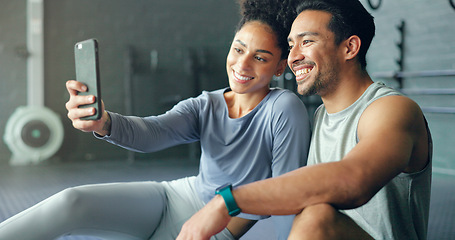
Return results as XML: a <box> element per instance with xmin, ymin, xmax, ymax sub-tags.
<box><xmin>288</xmin><ymin>46</ymin><xmax>305</xmax><ymax>67</ymax></box>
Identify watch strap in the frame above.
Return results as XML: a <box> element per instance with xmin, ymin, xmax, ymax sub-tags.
<box><xmin>215</xmin><ymin>183</ymin><xmax>241</xmax><ymax>216</ymax></box>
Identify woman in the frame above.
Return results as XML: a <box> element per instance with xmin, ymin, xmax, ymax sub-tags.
<box><xmin>0</xmin><ymin>0</ymin><xmax>310</xmax><ymax>239</ymax></box>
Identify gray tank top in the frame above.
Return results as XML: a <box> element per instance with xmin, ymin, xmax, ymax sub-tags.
<box><xmin>308</xmin><ymin>82</ymin><xmax>432</xmax><ymax>240</ymax></box>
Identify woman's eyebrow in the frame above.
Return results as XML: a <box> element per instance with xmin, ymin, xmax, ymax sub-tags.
<box><xmin>234</xmin><ymin>39</ymin><xmax>274</xmax><ymax>56</ymax></box>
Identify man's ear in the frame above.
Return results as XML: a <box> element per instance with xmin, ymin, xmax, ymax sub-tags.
<box><xmin>344</xmin><ymin>35</ymin><xmax>361</xmax><ymax>61</ymax></box>
<box><xmin>275</xmin><ymin>59</ymin><xmax>287</xmax><ymax>76</ymax></box>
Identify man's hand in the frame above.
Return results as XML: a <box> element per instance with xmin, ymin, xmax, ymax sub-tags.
<box><xmin>177</xmin><ymin>195</ymin><xmax>232</xmax><ymax>240</ymax></box>
<box><xmin>65</xmin><ymin>80</ymin><xmax>110</xmax><ymax>135</ymax></box>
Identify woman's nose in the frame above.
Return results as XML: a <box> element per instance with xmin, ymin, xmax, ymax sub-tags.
<box><xmin>237</xmin><ymin>55</ymin><xmax>252</xmax><ymax>70</ymax></box>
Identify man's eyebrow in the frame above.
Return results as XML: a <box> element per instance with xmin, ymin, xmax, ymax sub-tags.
<box><xmin>234</xmin><ymin>39</ymin><xmax>274</xmax><ymax>56</ymax></box>
<box><xmin>288</xmin><ymin>31</ymin><xmax>320</xmax><ymax>42</ymax></box>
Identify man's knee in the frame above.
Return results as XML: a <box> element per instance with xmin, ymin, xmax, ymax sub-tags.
<box><xmin>288</xmin><ymin>203</ymin><xmax>339</xmax><ymax>240</ymax></box>
<box><xmin>289</xmin><ymin>203</ymin><xmax>373</xmax><ymax>240</ymax></box>
<box><xmin>298</xmin><ymin>203</ymin><xmax>338</xmax><ymax>228</ymax></box>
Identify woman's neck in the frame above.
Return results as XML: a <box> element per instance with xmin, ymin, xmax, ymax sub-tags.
<box><xmin>224</xmin><ymin>89</ymin><xmax>270</xmax><ymax>118</ymax></box>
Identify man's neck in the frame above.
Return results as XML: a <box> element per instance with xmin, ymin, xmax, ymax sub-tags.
<box><xmin>321</xmin><ymin>71</ymin><xmax>373</xmax><ymax>114</ymax></box>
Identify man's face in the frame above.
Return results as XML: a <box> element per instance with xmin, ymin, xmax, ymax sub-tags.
<box><xmin>287</xmin><ymin>10</ymin><xmax>342</xmax><ymax>96</ymax></box>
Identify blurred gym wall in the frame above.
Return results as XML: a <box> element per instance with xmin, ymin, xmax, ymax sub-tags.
<box><xmin>0</xmin><ymin>0</ymin><xmax>239</xmax><ymax>163</ymax></box>
<box><xmin>1</xmin><ymin>0</ymin><xmax>454</xmax><ymax>174</ymax></box>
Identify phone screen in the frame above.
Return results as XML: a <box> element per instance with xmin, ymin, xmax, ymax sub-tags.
<box><xmin>74</xmin><ymin>39</ymin><xmax>102</xmax><ymax>120</ymax></box>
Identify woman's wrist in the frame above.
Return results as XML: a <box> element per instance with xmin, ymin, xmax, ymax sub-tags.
<box><xmin>95</xmin><ymin>111</ymin><xmax>111</xmax><ymax>136</ymax></box>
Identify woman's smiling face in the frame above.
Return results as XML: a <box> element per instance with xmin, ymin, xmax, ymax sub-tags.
<box><xmin>226</xmin><ymin>21</ymin><xmax>285</xmax><ymax>96</ymax></box>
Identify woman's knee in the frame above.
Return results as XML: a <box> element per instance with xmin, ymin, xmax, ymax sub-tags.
<box><xmin>52</xmin><ymin>185</ymin><xmax>98</xmax><ymax>220</ymax></box>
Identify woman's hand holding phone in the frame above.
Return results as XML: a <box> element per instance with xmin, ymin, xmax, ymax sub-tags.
<box><xmin>65</xmin><ymin>80</ymin><xmax>110</xmax><ymax>136</ymax></box>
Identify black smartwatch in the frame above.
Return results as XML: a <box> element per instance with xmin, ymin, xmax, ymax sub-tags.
<box><xmin>215</xmin><ymin>183</ymin><xmax>241</xmax><ymax>216</ymax></box>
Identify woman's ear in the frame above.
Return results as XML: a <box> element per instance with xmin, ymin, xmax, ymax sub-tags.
<box><xmin>275</xmin><ymin>59</ymin><xmax>288</xmax><ymax>76</ymax></box>
<box><xmin>344</xmin><ymin>35</ymin><xmax>361</xmax><ymax>61</ymax></box>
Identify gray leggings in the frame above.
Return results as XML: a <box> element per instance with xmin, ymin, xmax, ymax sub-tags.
<box><xmin>0</xmin><ymin>177</ymin><xmax>234</xmax><ymax>240</ymax></box>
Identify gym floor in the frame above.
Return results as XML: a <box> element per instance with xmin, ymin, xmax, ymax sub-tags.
<box><xmin>0</xmin><ymin>159</ymin><xmax>453</xmax><ymax>240</ymax></box>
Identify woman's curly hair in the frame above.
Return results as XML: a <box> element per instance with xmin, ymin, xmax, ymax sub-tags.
<box><xmin>236</xmin><ymin>0</ymin><xmax>296</xmax><ymax>59</ymax></box>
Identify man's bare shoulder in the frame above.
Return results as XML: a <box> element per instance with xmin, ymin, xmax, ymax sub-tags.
<box><xmin>358</xmin><ymin>94</ymin><xmax>429</xmax><ymax>173</ymax></box>
<box><xmin>362</xmin><ymin>95</ymin><xmax>422</xmax><ymax>127</ymax></box>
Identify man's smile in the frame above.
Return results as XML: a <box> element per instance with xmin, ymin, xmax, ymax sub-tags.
<box><xmin>294</xmin><ymin>65</ymin><xmax>313</xmax><ymax>82</ymax></box>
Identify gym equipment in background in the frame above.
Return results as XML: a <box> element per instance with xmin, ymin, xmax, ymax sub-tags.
<box><xmin>3</xmin><ymin>0</ymin><xmax>64</xmax><ymax>165</ymax></box>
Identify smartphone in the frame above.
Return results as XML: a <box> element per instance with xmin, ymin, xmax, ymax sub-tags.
<box><xmin>74</xmin><ymin>38</ymin><xmax>102</xmax><ymax>120</ymax></box>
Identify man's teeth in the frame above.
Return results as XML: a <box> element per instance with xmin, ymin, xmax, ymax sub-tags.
<box><xmin>296</xmin><ymin>68</ymin><xmax>311</xmax><ymax>76</ymax></box>
<box><xmin>234</xmin><ymin>71</ymin><xmax>253</xmax><ymax>81</ymax></box>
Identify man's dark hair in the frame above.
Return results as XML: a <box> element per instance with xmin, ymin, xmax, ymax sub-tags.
<box><xmin>288</xmin><ymin>0</ymin><xmax>375</xmax><ymax>70</ymax></box>
<box><xmin>236</xmin><ymin>0</ymin><xmax>291</xmax><ymax>59</ymax></box>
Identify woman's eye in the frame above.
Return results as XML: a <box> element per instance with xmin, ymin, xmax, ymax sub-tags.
<box><xmin>234</xmin><ymin>48</ymin><xmax>242</xmax><ymax>53</ymax></box>
<box><xmin>288</xmin><ymin>45</ymin><xmax>294</xmax><ymax>50</ymax></box>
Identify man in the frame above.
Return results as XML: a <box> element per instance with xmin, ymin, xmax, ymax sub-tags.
<box><xmin>177</xmin><ymin>0</ymin><xmax>432</xmax><ymax>239</ymax></box>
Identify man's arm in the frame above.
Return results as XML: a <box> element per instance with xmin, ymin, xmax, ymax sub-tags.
<box><xmin>232</xmin><ymin>95</ymin><xmax>428</xmax><ymax>213</ymax></box>
<box><xmin>178</xmin><ymin>95</ymin><xmax>429</xmax><ymax>239</ymax></box>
